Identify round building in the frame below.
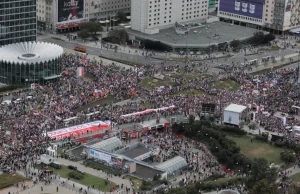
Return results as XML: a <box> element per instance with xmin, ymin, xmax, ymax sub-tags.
<box><xmin>0</xmin><ymin>42</ymin><xmax>64</xmax><ymax>85</ymax></box>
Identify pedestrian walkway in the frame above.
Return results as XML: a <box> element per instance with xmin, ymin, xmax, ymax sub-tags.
<box><xmin>63</xmin><ymin>48</ymin><xmax>132</xmax><ymax>70</ymax></box>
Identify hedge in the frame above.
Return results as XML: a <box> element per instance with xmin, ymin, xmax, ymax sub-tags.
<box><xmin>68</xmin><ymin>171</ymin><xmax>84</xmax><ymax>180</ymax></box>
<box><xmin>0</xmin><ymin>85</ymin><xmax>26</xmax><ymax>93</ymax></box>
<box><xmin>196</xmin><ymin>177</ymin><xmax>244</xmax><ymax>191</ymax></box>
<box><xmin>220</xmin><ymin>126</ymin><xmax>247</xmax><ymax>135</ymax></box>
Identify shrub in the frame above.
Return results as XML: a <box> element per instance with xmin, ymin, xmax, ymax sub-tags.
<box><xmin>68</xmin><ymin>171</ymin><xmax>84</xmax><ymax>180</ymax></box>
<box><xmin>280</xmin><ymin>150</ymin><xmax>296</xmax><ymax>164</ymax></box>
<box><xmin>254</xmin><ymin>134</ymin><xmax>268</xmax><ymax>142</ymax></box>
<box><xmin>220</xmin><ymin>126</ymin><xmax>247</xmax><ymax>135</ymax></box>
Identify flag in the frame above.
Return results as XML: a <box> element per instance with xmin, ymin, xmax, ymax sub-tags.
<box><xmin>76</xmin><ymin>67</ymin><xmax>85</xmax><ymax>77</ymax></box>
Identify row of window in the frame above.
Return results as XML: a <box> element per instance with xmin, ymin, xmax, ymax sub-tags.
<box><xmin>0</xmin><ymin>18</ymin><xmax>36</xmax><ymax>27</ymax></box>
<box><xmin>0</xmin><ymin>1</ymin><xmax>36</xmax><ymax>9</ymax></box>
<box><xmin>0</xmin><ymin>6</ymin><xmax>35</xmax><ymax>16</ymax></box>
<box><xmin>0</xmin><ymin>35</ymin><xmax>36</xmax><ymax>46</ymax></box>
<box><xmin>219</xmin><ymin>11</ymin><xmax>262</xmax><ymax>23</ymax></box>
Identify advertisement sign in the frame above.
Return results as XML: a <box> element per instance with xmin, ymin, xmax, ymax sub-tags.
<box><xmin>284</xmin><ymin>0</ymin><xmax>292</xmax><ymax>22</ymax></box>
<box><xmin>219</xmin><ymin>0</ymin><xmax>265</xmax><ymax>19</ymax></box>
<box><xmin>90</xmin><ymin>150</ymin><xmax>112</xmax><ymax>163</ymax></box>
<box><xmin>47</xmin><ymin>120</ymin><xmax>111</xmax><ymax>139</ymax></box>
<box><xmin>57</xmin><ymin>0</ymin><xmax>85</xmax><ymax>24</ymax></box>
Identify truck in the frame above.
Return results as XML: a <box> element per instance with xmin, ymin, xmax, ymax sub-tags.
<box><xmin>39</xmin><ymin>154</ymin><xmax>55</xmax><ymax>165</ymax></box>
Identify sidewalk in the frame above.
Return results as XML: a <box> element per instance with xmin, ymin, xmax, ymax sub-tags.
<box><xmin>63</xmin><ymin>48</ymin><xmax>132</xmax><ymax>70</ymax></box>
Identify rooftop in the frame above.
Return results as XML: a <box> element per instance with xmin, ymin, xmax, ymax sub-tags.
<box><xmin>0</xmin><ymin>42</ymin><xmax>63</xmax><ymax>64</ymax></box>
<box><xmin>224</xmin><ymin>104</ymin><xmax>247</xmax><ymax>113</ymax></box>
<box><xmin>127</xmin><ymin>22</ymin><xmax>259</xmax><ymax>48</ymax></box>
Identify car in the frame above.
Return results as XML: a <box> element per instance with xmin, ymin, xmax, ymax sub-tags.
<box><xmin>49</xmin><ymin>162</ymin><xmax>61</xmax><ymax>169</ymax></box>
<box><xmin>68</xmin><ymin>165</ymin><xmax>77</xmax><ymax>170</ymax></box>
<box><xmin>74</xmin><ymin>46</ymin><xmax>86</xmax><ymax>53</ymax></box>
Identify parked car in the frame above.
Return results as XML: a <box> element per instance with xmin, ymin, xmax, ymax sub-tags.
<box><xmin>68</xmin><ymin>165</ymin><xmax>77</xmax><ymax>170</ymax></box>
<box><xmin>74</xmin><ymin>46</ymin><xmax>86</xmax><ymax>53</ymax></box>
<box><xmin>49</xmin><ymin>162</ymin><xmax>61</xmax><ymax>169</ymax></box>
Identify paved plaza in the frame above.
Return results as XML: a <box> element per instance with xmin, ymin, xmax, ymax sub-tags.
<box><xmin>127</xmin><ymin>22</ymin><xmax>259</xmax><ymax>47</ymax></box>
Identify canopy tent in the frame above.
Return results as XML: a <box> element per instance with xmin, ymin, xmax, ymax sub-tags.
<box><xmin>156</xmin><ymin>156</ymin><xmax>187</xmax><ymax>175</ymax></box>
<box><xmin>90</xmin><ymin>137</ymin><xmax>122</xmax><ymax>152</ymax></box>
<box><xmin>290</xmin><ymin>28</ymin><xmax>300</xmax><ymax>33</ymax></box>
<box><xmin>47</xmin><ymin>120</ymin><xmax>111</xmax><ymax>140</ymax></box>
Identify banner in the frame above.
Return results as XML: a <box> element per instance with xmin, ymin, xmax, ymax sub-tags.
<box><xmin>76</xmin><ymin>67</ymin><xmax>84</xmax><ymax>77</ymax></box>
<box><xmin>47</xmin><ymin>120</ymin><xmax>111</xmax><ymax>139</ymax></box>
<box><xmin>57</xmin><ymin>0</ymin><xmax>85</xmax><ymax>24</ymax></box>
<box><xmin>90</xmin><ymin>149</ymin><xmax>111</xmax><ymax>163</ymax></box>
<box><xmin>120</xmin><ymin>105</ymin><xmax>176</xmax><ymax>118</ymax></box>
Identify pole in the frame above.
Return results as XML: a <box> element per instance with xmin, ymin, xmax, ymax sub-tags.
<box><xmin>185</xmin><ymin>40</ymin><xmax>188</xmax><ymax>65</ymax></box>
<box><xmin>110</xmin><ymin>102</ymin><xmax>113</xmax><ymax>130</ymax></box>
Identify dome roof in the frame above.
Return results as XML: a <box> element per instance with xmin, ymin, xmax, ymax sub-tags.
<box><xmin>0</xmin><ymin>42</ymin><xmax>64</xmax><ymax>64</ymax></box>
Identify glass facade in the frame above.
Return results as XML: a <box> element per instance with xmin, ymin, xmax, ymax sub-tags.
<box><xmin>0</xmin><ymin>0</ymin><xmax>37</xmax><ymax>46</ymax></box>
<box><xmin>0</xmin><ymin>59</ymin><xmax>62</xmax><ymax>85</ymax></box>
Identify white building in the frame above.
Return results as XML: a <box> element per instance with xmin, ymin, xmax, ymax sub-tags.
<box><xmin>223</xmin><ymin>104</ymin><xmax>247</xmax><ymax>126</ymax></box>
<box><xmin>131</xmin><ymin>0</ymin><xmax>209</xmax><ymax>34</ymax></box>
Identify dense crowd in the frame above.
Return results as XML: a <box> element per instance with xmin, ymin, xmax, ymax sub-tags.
<box><xmin>0</xmin><ymin>48</ymin><xmax>300</xmax><ymax>173</ymax></box>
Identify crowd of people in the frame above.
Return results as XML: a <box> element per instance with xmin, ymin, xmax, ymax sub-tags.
<box><xmin>0</xmin><ymin>45</ymin><xmax>299</xmax><ymax>194</ymax></box>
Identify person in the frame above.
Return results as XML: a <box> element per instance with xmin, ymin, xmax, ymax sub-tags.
<box><xmin>41</xmin><ymin>186</ymin><xmax>43</xmax><ymax>191</ymax></box>
<box><xmin>57</xmin><ymin>186</ymin><xmax>58</xmax><ymax>192</ymax></box>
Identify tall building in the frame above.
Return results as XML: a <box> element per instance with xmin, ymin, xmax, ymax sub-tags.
<box><xmin>36</xmin><ymin>0</ymin><xmax>131</xmax><ymax>33</ymax></box>
<box><xmin>37</xmin><ymin>0</ymin><xmax>90</xmax><ymax>33</ymax></box>
<box><xmin>0</xmin><ymin>0</ymin><xmax>37</xmax><ymax>46</ymax></box>
<box><xmin>131</xmin><ymin>0</ymin><xmax>209</xmax><ymax>34</ymax></box>
<box><xmin>217</xmin><ymin>0</ymin><xmax>300</xmax><ymax>33</ymax></box>
<box><xmin>88</xmin><ymin>0</ymin><xmax>131</xmax><ymax>21</ymax></box>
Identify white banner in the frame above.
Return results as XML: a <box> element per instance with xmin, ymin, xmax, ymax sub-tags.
<box><xmin>90</xmin><ymin>149</ymin><xmax>111</xmax><ymax>163</ymax></box>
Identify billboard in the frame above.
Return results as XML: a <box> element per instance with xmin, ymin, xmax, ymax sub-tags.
<box><xmin>219</xmin><ymin>0</ymin><xmax>265</xmax><ymax>19</ymax></box>
<box><xmin>284</xmin><ymin>0</ymin><xmax>292</xmax><ymax>22</ymax></box>
<box><xmin>57</xmin><ymin>0</ymin><xmax>85</xmax><ymax>24</ymax></box>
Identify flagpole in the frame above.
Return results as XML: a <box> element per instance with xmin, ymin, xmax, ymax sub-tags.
<box><xmin>110</xmin><ymin>101</ymin><xmax>113</xmax><ymax>130</ymax></box>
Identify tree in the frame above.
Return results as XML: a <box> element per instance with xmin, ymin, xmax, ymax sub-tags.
<box><xmin>251</xmin><ymin>179</ymin><xmax>274</xmax><ymax>194</ymax></box>
<box><xmin>117</xmin><ymin>11</ymin><xmax>127</xmax><ymax>22</ymax></box>
<box><xmin>105</xmin><ymin>29</ymin><xmax>129</xmax><ymax>44</ymax></box>
<box><xmin>77</xmin><ymin>29</ymin><xmax>90</xmax><ymax>40</ymax></box>
<box><xmin>230</xmin><ymin>40</ymin><xmax>241</xmax><ymax>52</ymax></box>
<box><xmin>247</xmin><ymin>158</ymin><xmax>277</xmax><ymax>188</ymax></box>
<box><xmin>81</xmin><ymin>21</ymin><xmax>103</xmax><ymax>35</ymax></box>
<box><xmin>280</xmin><ymin>150</ymin><xmax>296</xmax><ymax>164</ymax></box>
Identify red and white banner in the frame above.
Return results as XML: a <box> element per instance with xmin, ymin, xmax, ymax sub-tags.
<box><xmin>77</xmin><ymin>67</ymin><xmax>85</xmax><ymax>77</ymax></box>
<box><xmin>47</xmin><ymin>120</ymin><xmax>111</xmax><ymax>139</ymax></box>
<box><xmin>120</xmin><ymin>105</ymin><xmax>176</xmax><ymax>118</ymax></box>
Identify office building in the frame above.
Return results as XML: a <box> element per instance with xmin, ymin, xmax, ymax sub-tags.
<box><xmin>37</xmin><ymin>0</ymin><xmax>90</xmax><ymax>32</ymax></box>
<box><xmin>217</xmin><ymin>0</ymin><xmax>300</xmax><ymax>33</ymax></box>
<box><xmin>89</xmin><ymin>0</ymin><xmax>131</xmax><ymax>21</ymax></box>
<box><xmin>131</xmin><ymin>0</ymin><xmax>209</xmax><ymax>34</ymax></box>
<box><xmin>0</xmin><ymin>0</ymin><xmax>37</xmax><ymax>46</ymax></box>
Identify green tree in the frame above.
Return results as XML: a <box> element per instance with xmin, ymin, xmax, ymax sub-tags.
<box><xmin>280</xmin><ymin>150</ymin><xmax>296</xmax><ymax>164</ymax></box>
<box><xmin>251</xmin><ymin>179</ymin><xmax>273</xmax><ymax>194</ymax></box>
<box><xmin>106</xmin><ymin>29</ymin><xmax>129</xmax><ymax>44</ymax></box>
<box><xmin>81</xmin><ymin>21</ymin><xmax>103</xmax><ymax>35</ymax></box>
<box><xmin>77</xmin><ymin>29</ymin><xmax>90</xmax><ymax>39</ymax></box>
<box><xmin>247</xmin><ymin>158</ymin><xmax>277</xmax><ymax>188</ymax></box>
<box><xmin>117</xmin><ymin>11</ymin><xmax>127</xmax><ymax>22</ymax></box>
<box><xmin>230</xmin><ymin>40</ymin><xmax>241</xmax><ymax>52</ymax></box>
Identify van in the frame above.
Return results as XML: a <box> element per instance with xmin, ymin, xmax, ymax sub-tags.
<box><xmin>49</xmin><ymin>162</ymin><xmax>61</xmax><ymax>169</ymax></box>
<box><xmin>1</xmin><ymin>100</ymin><xmax>11</xmax><ymax>105</ymax></box>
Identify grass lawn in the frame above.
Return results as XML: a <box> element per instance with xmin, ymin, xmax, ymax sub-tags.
<box><xmin>290</xmin><ymin>173</ymin><xmax>300</xmax><ymax>182</ymax></box>
<box><xmin>124</xmin><ymin>175</ymin><xmax>143</xmax><ymax>191</ymax></box>
<box><xmin>140</xmin><ymin>77</ymin><xmax>173</xmax><ymax>89</ymax></box>
<box><xmin>74</xmin><ymin>95</ymin><xmax>119</xmax><ymax>112</ymax></box>
<box><xmin>227</xmin><ymin>135</ymin><xmax>285</xmax><ymax>164</ymax></box>
<box><xmin>213</xmin><ymin>79</ymin><xmax>240</xmax><ymax>91</ymax></box>
<box><xmin>44</xmin><ymin>165</ymin><xmax>114</xmax><ymax>192</ymax></box>
<box><xmin>174</xmin><ymin>89</ymin><xmax>206</xmax><ymax>96</ymax></box>
<box><xmin>0</xmin><ymin>173</ymin><xmax>28</xmax><ymax>189</ymax></box>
